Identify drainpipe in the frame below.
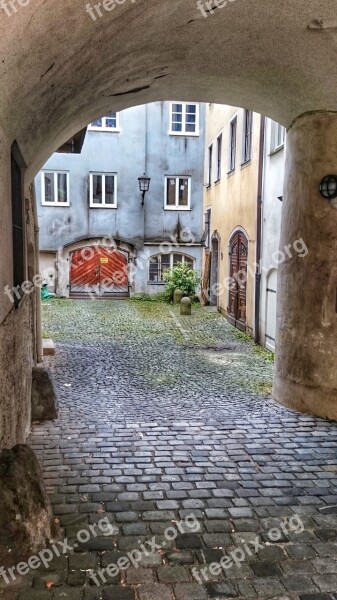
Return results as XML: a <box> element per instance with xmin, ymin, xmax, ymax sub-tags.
<box><xmin>254</xmin><ymin>115</ymin><xmax>265</xmax><ymax>344</ymax></box>
<box><xmin>31</xmin><ymin>184</ymin><xmax>43</xmax><ymax>362</ymax></box>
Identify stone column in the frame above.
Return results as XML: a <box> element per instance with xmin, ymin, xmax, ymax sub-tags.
<box><xmin>273</xmin><ymin>111</ymin><xmax>337</xmax><ymax>420</ymax></box>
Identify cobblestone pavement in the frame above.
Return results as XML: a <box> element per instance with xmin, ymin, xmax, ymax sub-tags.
<box><xmin>5</xmin><ymin>299</ymin><xmax>337</xmax><ymax>600</ymax></box>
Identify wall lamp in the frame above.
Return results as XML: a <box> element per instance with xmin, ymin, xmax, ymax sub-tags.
<box><xmin>320</xmin><ymin>175</ymin><xmax>337</xmax><ymax>208</ymax></box>
<box><xmin>138</xmin><ymin>173</ymin><xmax>151</xmax><ymax>206</ymax></box>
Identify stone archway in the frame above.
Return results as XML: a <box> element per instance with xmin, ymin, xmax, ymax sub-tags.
<box><xmin>1</xmin><ymin>0</ymin><xmax>337</xmax><ymax>443</ymax></box>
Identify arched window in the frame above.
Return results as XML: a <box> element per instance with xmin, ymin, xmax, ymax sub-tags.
<box><xmin>149</xmin><ymin>253</ymin><xmax>194</xmax><ymax>283</ymax></box>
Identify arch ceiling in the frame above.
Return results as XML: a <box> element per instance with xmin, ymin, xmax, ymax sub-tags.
<box><xmin>1</xmin><ymin>0</ymin><xmax>337</xmax><ymax>180</ymax></box>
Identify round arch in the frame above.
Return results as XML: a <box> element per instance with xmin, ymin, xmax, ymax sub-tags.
<box><xmin>0</xmin><ymin>1</ymin><xmax>335</xmax><ymax>182</ymax></box>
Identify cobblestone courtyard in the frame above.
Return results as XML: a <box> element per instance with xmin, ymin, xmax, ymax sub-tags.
<box><xmin>6</xmin><ymin>299</ymin><xmax>337</xmax><ymax>600</ymax></box>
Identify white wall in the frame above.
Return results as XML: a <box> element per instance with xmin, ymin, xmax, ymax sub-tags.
<box><xmin>260</xmin><ymin>119</ymin><xmax>285</xmax><ymax>350</ymax></box>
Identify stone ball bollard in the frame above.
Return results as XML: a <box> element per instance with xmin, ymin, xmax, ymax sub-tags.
<box><xmin>173</xmin><ymin>288</ymin><xmax>184</xmax><ymax>305</ymax></box>
<box><xmin>180</xmin><ymin>296</ymin><xmax>192</xmax><ymax>316</ymax></box>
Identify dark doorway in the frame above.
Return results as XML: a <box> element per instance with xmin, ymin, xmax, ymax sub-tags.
<box><xmin>210</xmin><ymin>236</ymin><xmax>219</xmax><ymax>307</ymax></box>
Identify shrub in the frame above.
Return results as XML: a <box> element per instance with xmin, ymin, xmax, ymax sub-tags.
<box><xmin>163</xmin><ymin>263</ymin><xmax>200</xmax><ymax>301</ymax></box>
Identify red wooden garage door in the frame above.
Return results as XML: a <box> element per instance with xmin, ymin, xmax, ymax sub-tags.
<box><xmin>70</xmin><ymin>246</ymin><xmax>129</xmax><ymax>297</ymax></box>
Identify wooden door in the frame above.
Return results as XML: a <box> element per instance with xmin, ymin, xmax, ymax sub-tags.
<box><xmin>227</xmin><ymin>231</ymin><xmax>248</xmax><ymax>331</ymax></box>
<box><xmin>70</xmin><ymin>246</ymin><xmax>129</xmax><ymax>296</ymax></box>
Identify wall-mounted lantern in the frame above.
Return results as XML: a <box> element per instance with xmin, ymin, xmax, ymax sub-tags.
<box><xmin>138</xmin><ymin>173</ymin><xmax>151</xmax><ymax>206</ymax></box>
<box><xmin>320</xmin><ymin>175</ymin><xmax>337</xmax><ymax>207</ymax></box>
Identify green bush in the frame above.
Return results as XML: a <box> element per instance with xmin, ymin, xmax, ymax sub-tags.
<box><xmin>163</xmin><ymin>263</ymin><xmax>200</xmax><ymax>301</ymax></box>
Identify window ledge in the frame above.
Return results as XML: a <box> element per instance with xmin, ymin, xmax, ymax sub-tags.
<box><xmin>41</xmin><ymin>202</ymin><xmax>70</xmax><ymax>207</ymax></box>
<box><xmin>164</xmin><ymin>207</ymin><xmax>191</xmax><ymax>211</ymax></box>
<box><xmin>89</xmin><ymin>205</ymin><xmax>118</xmax><ymax>209</ymax></box>
<box><xmin>269</xmin><ymin>144</ymin><xmax>285</xmax><ymax>156</ymax></box>
<box><xmin>147</xmin><ymin>282</ymin><xmax>165</xmax><ymax>286</ymax></box>
<box><xmin>169</xmin><ymin>132</ymin><xmax>199</xmax><ymax>138</ymax></box>
<box><xmin>214</xmin><ymin>178</ymin><xmax>221</xmax><ymax>185</ymax></box>
<box><xmin>227</xmin><ymin>169</ymin><xmax>236</xmax><ymax>178</ymax></box>
<box><xmin>88</xmin><ymin>128</ymin><xmax>121</xmax><ymax>133</ymax></box>
<box><xmin>241</xmin><ymin>159</ymin><xmax>252</xmax><ymax>169</ymax></box>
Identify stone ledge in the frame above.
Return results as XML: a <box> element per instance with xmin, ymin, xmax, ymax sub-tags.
<box><xmin>43</xmin><ymin>338</ymin><xmax>55</xmax><ymax>356</ymax></box>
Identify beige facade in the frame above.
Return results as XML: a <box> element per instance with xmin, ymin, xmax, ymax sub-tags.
<box><xmin>203</xmin><ymin>105</ymin><xmax>262</xmax><ymax>336</ymax></box>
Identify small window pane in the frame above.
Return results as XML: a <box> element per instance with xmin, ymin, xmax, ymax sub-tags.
<box><xmin>105</xmin><ymin>175</ymin><xmax>115</xmax><ymax>204</ymax></box>
<box><xmin>178</xmin><ymin>178</ymin><xmax>189</xmax><ymax>206</ymax></box>
<box><xmin>92</xmin><ymin>175</ymin><xmax>103</xmax><ymax>204</ymax></box>
<box><xmin>44</xmin><ymin>173</ymin><xmax>55</xmax><ymax>203</ymax></box>
<box><xmin>91</xmin><ymin>118</ymin><xmax>102</xmax><ymax>127</ymax></box>
<box><xmin>173</xmin><ymin>254</ymin><xmax>183</xmax><ymax>266</ymax></box>
<box><xmin>172</xmin><ymin>104</ymin><xmax>182</xmax><ymax>113</ymax></box>
<box><xmin>161</xmin><ymin>254</ymin><xmax>171</xmax><ymax>280</ymax></box>
<box><xmin>166</xmin><ymin>178</ymin><xmax>176</xmax><ymax>206</ymax></box>
<box><xmin>185</xmin><ymin>257</ymin><xmax>194</xmax><ymax>269</ymax></box>
<box><xmin>106</xmin><ymin>113</ymin><xmax>117</xmax><ymax>129</ymax></box>
<box><xmin>186</xmin><ymin>105</ymin><xmax>196</xmax><ymax>114</ymax></box>
<box><xmin>149</xmin><ymin>256</ymin><xmax>159</xmax><ymax>282</ymax></box>
<box><xmin>57</xmin><ymin>174</ymin><xmax>67</xmax><ymax>203</ymax></box>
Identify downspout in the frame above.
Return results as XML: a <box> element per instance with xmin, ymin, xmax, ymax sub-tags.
<box><xmin>254</xmin><ymin>115</ymin><xmax>265</xmax><ymax>344</ymax></box>
<box><xmin>31</xmin><ymin>183</ymin><xmax>43</xmax><ymax>362</ymax></box>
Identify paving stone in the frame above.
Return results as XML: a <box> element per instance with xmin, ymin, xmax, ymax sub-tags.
<box><xmin>282</xmin><ymin>575</ymin><xmax>318</xmax><ymax>592</ymax></box>
<box><xmin>157</xmin><ymin>566</ymin><xmax>190</xmax><ymax>583</ymax></box>
<box><xmin>53</xmin><ymin>590</ymin><xmax>84</xmax><ymax>600</ymax></box>
<box><xmin>137</xmin><ymin>584</ymin><xmax>173</xmax><ymax>600</ymax></box>
<box><xmin>165</xmin><ymin>550</ymin><xmax>195</xmax><ymax>564</ymax></box>
<box><xmin>101</xmin><ymin>588</ymin><xmax>135</xmax><ymax>600</ymax></box>
<box><xmin>174</xmin><ymin>583</ymin><xmax>209</xmax><ymax>599</ymax></box>
<box><xmin>22</xmin><ymin>301</ymin><xmax>337</xmax><ymax>600</ymax></box>
<box><xmin>176</xmin><ymin>534</ymin><xmax>203</xmax><ymax>549</ymax></box>
<box><xmin>313</xmin><ymin>574</ymin><xmax>337</xmax><ymax>592</ymax></box>
<box><xmin>205</xmin><ymin>581</ymin><xmax>237</xmax><ymax>598</ymax></box>
<box><xmin>126</xmin><ymin>568</ymin><xmax>156</xmax><ymax>583</ymax></box>
<box><xmin>251</xmin><ymin>560</ymin><xmax>283</xmax><ymax>577</ymax></box>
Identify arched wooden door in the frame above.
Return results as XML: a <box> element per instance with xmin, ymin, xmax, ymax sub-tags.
<box><xmin>69</xmin><ymin>246</ymin><xmax>129</xmax><ymax>297</ymax></box>
<box><xmin>227</xmin><ymin>231</ymin><xmax>248</xmax><ymax>331</ymax></box>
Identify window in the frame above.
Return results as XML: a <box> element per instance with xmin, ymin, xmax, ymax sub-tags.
<box><xmin>11</xmin><ymin>143</ymin><xmax>26</xmax><ymax>306</ymax></box>
<box><xmin>89</xmin><ymin>112</ymin><xmax>120</xmax><ymax>132</ymax></box>
<box><xmin>165</xmin><ymin>176</ymin><xmax>191</xmax><ymax>210</ymax></box>
<box><xmin>216</xmin><ymin>134</ymin><xmax>222</xmax><ymax>180</ymax></box>
<box><xmin>207</xmin><ymin>144</ymin><xmax>213</xmax><ymax>186</ymax></box>
<box><xmin>229</xmin><ymin>117</ymin><xmax>237</xmax><ymax>172</ymax></box>
<box><xmin>90</xmin><ymin>173</ymin><xmax>117</xmax><ymax>208</ymax></box>
<box><xmin>203</xmin><ymin>209</ymin><xmax>211</xmax><ymax>248</ymax></box>
<box><xmin>149</xmin><ymin>253</ymin><xmax>194</xmax><ymax>282</ymax></box>
<box><xmin>170</xmin><ymin>103</ymin><xmax>199</xmax><ymax>135</ymax></box>
<box><xmin>242</xmin><ymin>110</ymin><xmax>253</xmax><ymax>163</ymax></box>
<box><xmin>41</xmin><ymin>171</ymin><xmax>69</xmax><ymax>206</ymax></box>
<box><xmin>270</xmin><ymin>121</ymin><xmax>285</xmax><ymax>152</ymax></box>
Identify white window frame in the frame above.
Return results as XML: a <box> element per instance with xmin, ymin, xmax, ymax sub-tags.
<box><xmin>164</xmin><ymin>176</ymin><xmax>191</xmax><ymax>210</ymax></box>
<box><xmin>148</xmin><ymin>253</ymin><xmax>195</xmax><ymax>283</ymax></box>
<box><xmin>41</xmin><ymin>171</ymin><xmax>70</xmax><ymax>206</ymax></box>
<box><xmin>89</xmin><ymin>172</ymin><xmax>118</xmax><ymax>209</ymax></box>
<box><xmin>169</xmin><ymin>102</ymin><xmax>199</xmax><ymax>136</ymax></box>
<box><xmin>207</xmin><ymin>143</ymin><xmax>213</xmax><ymax>186</ymax></box>
<box><xmin>242</xmin><ymin>110</ymin><xmax>253</xmax><ymax>163</ymax></box>
<box><xmin>228</xmin><ymin>116</ymin><xmax>237</xmax><ymax>173</ymax></box>
<box><xmin>88</xmin><ymin>112</ymin><xmax>120</xmax><ymax>132</ymax></box>
<box><xmin>216</xmin><ymin>133</ymin><xmax>222</xmax><ymax>181</ymax></box>
<box><xmin>270</xmin><ymin>121</ymin><xmax>286</xmax><ymax>153</ymax></box>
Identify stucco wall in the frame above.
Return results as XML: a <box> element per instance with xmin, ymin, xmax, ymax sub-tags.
<box><xmin>259</xmin><ymin>118</ymin><xmax>285</xmax><ymax>350</ymax></box>
<box><xmin>0</xmin><ymin>132</ymin><xmax>37</xmax><ymax>447</ymax></box>
<box><xmin>35</xmin><ymin>102</ymin><xmax>205</xmax><ymax>252</ymax></box>
<box><xmin>203</xmin><ymin>105</ymin><xmax>261</xmax><ymax>335</ymax></box>
<box><xmin>35</xmin><ymin>102</ymin><xmax>204</xmax><ymax>296</ymax></box>
<box><xmin>0</xmin><ymin>296</ymin><xmax>33</xmax><ymax>448</ymax></box>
